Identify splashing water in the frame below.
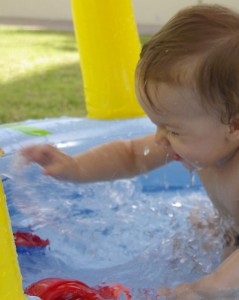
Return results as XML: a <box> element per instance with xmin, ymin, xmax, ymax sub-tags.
<box><xmin>4</xmin><ymin>155</ymin><xmax>230</xmax><ymax>299</ymax></box>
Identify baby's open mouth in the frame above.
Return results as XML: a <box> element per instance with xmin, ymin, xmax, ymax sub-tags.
<box><xmin>173</xmin><ymin>154</ymin><xmax>181</xmax><ymax>161</ymax></box>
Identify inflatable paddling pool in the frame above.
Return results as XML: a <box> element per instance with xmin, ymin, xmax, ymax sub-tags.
<box><xmin>0</xmin><ymin>117</ymin><xmax>225</xmax><ymax>299</ymax></box>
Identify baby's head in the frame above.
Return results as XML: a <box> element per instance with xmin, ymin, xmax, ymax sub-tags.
<box><xmin>136</xmin><ymin>4</ymin><xmax>239</xmax><ymax>125</ymax></box>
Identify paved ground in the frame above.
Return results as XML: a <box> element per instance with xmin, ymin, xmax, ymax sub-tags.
<box><xmin>0</xmin><ymin>17</ymin><xmax>158</xmax><ymax>35</ymax></box>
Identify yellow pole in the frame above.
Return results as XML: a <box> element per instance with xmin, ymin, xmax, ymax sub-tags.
<box><xmin>0</xmin><ymin>180</ymin><xmax>26</xmax><ymax>299</ymax></box>
<box><xmin>71</xmin><ymin>0</ymin><xmax>145</xmax><ymax>119</ymax></box>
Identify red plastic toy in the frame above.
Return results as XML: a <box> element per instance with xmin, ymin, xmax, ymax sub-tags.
<box><xmin>16</xmin><ymin>232</ymin><xmax>131</xmax><ymax>299</ymax></box>
<box><xmin>14</xmin><ymin>231</ymin><xmax>49</xmax><ymax>247</ymax></box>
<box><xmin>25</xmin><ymin>278</ymin><xmax>131</xmax><ymax>300</ymax></box>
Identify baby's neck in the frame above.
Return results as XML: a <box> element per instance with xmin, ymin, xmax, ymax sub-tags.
<box><xmin>215</xmin><ymin>148</ymin><xmax>239</xmax><ymax>169</ymax></box>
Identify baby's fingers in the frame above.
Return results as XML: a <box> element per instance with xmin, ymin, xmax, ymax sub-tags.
<box><xmin>20</xmin><ymin>144</ymin><xmax>56</xmax><ymax>166</ymax></box>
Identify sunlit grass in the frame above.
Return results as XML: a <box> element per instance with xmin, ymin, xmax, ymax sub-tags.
<box><xmin>0</xmin><ymin>26</ymin><xmax>150</xmax><ymax>123</ymax></box>
<box><xmin>1</xmin><ymin>27</ymin><xmax>79</xmax><ymax>83</ymax></box>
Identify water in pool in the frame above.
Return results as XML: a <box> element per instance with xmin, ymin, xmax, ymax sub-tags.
<box><xmin>4</xmin><ymin>155</ymin><xmax>227</xmax><ymax>299</ymax></box>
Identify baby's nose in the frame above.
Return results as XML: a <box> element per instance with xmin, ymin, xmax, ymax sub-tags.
<box><xmin>155</xmin><ymin>127</ymin><xmax>170</xmax><ymax>148</ymax></box>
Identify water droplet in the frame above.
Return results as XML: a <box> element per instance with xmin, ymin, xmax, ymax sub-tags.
<box><xmin>189</xmin><ymin>171</ymin><xmax>196</xmax><ymax>186</ymax></box>
<box><xmin>165</xmin><ymin>153</ymin><xmax>170</xmax><ymax>164</ymax></box>
<box><xmin>172</xmin><ymin>201</ymin><xmax>182</xmax><ymax>208</ymax></box>
<box><xmin>144</xmin><ymin>146</ymin><xmax>150</xmax><ymax>156</ymax></box>
<box><xmin>163</xmin><ymin>180</ymin><xmax>169</xmax><ymax>189</ymax></box>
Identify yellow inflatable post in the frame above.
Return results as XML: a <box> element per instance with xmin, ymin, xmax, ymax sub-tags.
<box><xmin>71</xmin><ymin>0</ymin><xmax>145</xmax><ymax>119</ymax></box>
<box><xmin>0</xmin><ymin>180</ymin><xmax>26</xmax><ymax>299</ymax></box>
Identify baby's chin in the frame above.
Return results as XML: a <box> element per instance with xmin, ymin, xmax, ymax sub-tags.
<box><xmin>173</xmin><ymin>154</ymin><xmax>201</xmax><ymax>171</ymax></box>
<box><xmin>182</xmin><ymin>161</ymin><xmax>197</xmax><ymax>171</ymax></box>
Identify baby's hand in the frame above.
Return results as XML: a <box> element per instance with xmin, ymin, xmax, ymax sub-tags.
<box><xmin>20</xmin><ymin>144</ymin><xmax>77</xmax><ymax>181</ymax></box>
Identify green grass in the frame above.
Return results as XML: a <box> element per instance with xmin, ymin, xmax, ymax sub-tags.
<box><xmin>0</xmin><ymin>26</ymin><xmax>150</xmax><ymax>123</ymax></box>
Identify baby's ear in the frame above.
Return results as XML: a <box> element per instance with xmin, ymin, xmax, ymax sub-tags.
<box><xmin>228</xmin><ymin>115</ymin><xmax>239</xmax><ymax>141</ymax></box>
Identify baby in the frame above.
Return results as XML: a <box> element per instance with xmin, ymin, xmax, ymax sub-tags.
<box><xmin>22</xmin><ymin>4</ymin><xmax>239</xmax><ymax>299</ymax></box>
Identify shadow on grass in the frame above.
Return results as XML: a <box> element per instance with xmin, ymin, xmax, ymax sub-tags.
<box><xmin>0</xmin><ymin>62</ymin><xmax>87</xmax><ymax>123</ymax></box>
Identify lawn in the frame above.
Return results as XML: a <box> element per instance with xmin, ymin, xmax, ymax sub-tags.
<box><xmin>0</xmin><ymin>26</ymin><xmax>150</xmax><ymax>124</ymax></box>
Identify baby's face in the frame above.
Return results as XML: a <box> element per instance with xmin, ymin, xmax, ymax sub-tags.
<box><xmin>139</xmin><ymin>81</ymin><xmax>237</xmax><ymax>171</ymax></box>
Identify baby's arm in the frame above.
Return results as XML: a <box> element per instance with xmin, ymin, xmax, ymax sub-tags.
<box><xmin>21</xmin><ymin>134</ymin><xmax>170</xmax><ymax>182</ymax></box>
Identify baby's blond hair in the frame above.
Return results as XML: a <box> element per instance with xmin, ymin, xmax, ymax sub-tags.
<box><xmin>136</xmin><ymin>5</ymin><xmax>239</xmax><ymax>123</ymax></box>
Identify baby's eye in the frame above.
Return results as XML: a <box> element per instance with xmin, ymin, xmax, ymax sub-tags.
<box><xmin>167</xmin><ymin>130</ymin><xmax>179</xmax><ymax>137</ymax></box>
